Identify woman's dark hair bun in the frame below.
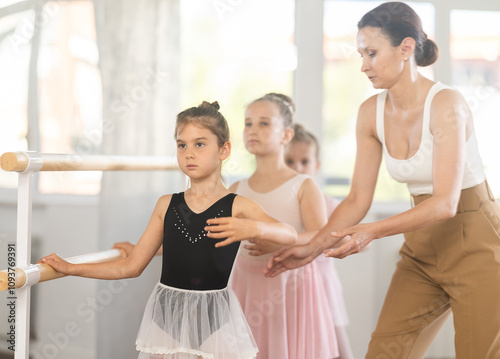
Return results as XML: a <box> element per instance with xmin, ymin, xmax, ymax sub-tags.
<box><xmin>200</xmin><ymin>101</ymin><xmax>220</xmax><ymax>111</ymax></box>
<box><xmin>416</xmin><ymin>38</ymin><xmax>439</xmax><ymax>67</ymax></box>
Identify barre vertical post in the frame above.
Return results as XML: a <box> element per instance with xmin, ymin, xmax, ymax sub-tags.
<box><xmin>15</xmin><ymin>152</ymin><xmax>42</xmax><ymax>359</ymax></box>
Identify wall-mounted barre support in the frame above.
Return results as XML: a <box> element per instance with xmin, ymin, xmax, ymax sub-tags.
<box><xmin>1</xmin><ymin>151</ymin><xmax>178</xmax><ymax>172</ymax></box>
<box><xmin>0</xmin><ymin>249</ymin><xmax>126</xmax><ymax>291</ymax></box>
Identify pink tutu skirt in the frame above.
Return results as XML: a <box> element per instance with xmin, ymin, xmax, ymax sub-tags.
<box><xmin>136</xmin><ymin>282</ymin><xmax>258</xmax><ymax>359</ymax></box>
<box><xmin>231</xmin><ymin>255</ymin><xmax>338</xmax><ymax>359</ymax></box>
<box><xmin>315</xmin><ymin>255</ymin><xmax>350</xmax><ymax>327</ymax></box>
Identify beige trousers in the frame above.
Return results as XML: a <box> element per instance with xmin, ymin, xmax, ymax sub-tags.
<box><xmin>366</xmin><ymin>181</ymin><xmax>500</xmax><ymax>359</ymax></box>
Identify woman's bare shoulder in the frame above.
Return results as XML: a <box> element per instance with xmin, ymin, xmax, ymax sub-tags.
<box><xmin>359</xmin><ymin>94</ymin><xmax>378</xmax><ymax>113</ymax></box>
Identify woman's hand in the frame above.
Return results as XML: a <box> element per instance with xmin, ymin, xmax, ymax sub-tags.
<box><xmin>264</xmin><ymin>244</ymin><xmax>317</xmax><ymax>277</ymax></box>
<box><xmin>206</xmin><ymin>217</ymin><xmax>257</xmax><ymax>247</ymax></box>
<box><xmin>37</xmin><ymin>253</ymin><xmax>74</xmax><ymax>275</ymax></box>
<box><xmin>324</xmin><ymin>223</ymin><xmax>377</xmax><ymax>259</ymax></box>
<box><xmin>243</xmin><ymin>239</ymin><xmax>286</xmax><ymax>256</ymax></box>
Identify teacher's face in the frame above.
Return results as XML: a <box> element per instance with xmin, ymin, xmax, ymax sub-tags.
<box><xmin>357</xmin><ymin>26</ymin><xmax>404</xmax><ymax>89</ymax></box>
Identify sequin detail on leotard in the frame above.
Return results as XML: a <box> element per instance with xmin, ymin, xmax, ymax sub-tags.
<box><xmin>172</xmin><ymin>205</ymin><xmax>225</xmax><ymax>244</ymax></box>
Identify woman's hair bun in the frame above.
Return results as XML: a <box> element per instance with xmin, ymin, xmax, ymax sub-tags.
<box><xmin>200</xmin><ymin>101</ymin><xmax>220</xmax><ymax>111</ymax></box>
<box><xmin>416</xmin><ymin>38</ymin><xmax>439</xmax><ymax>67</ymax></box>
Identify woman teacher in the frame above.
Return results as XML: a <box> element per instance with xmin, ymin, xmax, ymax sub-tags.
<box><xmin>265</xmin><ymin>2</ymin><xmax>500</xmax><ymax>358</ymax></box>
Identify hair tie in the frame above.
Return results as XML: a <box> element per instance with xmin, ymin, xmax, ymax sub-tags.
<box><xmin>264</xmin><ymin>94</ymin><xmax>295</xmax><ymax>116</ymax></box>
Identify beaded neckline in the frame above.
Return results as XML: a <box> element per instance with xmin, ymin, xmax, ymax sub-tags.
<box><xmin>172</xmin><ymin>193</ymin><xmax>233</xmax><ymax>244</ymax></box>
<box><xmin>172</xmin><ymin>206</ymin><xmax>226</xmax><ymax>244</ymax></box>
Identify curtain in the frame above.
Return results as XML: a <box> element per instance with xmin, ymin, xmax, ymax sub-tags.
<box><xmin>93</xmin><ymin>1</ymin><xmax>181</xmax><ymax>357</ymax></box>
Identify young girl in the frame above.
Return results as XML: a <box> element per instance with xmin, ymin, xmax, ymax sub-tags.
<box><xmin>38</xmin><ymin>101</ymin><xmax>298</xmax><ymax>359</ymax></box>
<box><xmin>285</xmin><ymin>123</ymin><xmax>353</xmax><ymax>359</ymax></box>
<box><xmin>229</xmin><ymin>93</ymin><xmax>338</xmax><ymax>359</ymax></box>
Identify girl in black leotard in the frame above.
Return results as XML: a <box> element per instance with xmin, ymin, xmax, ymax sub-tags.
<box><xmin>39</xmin><ymin>101</ymin><xmax>297</xmax><ymax>359</ymax></box>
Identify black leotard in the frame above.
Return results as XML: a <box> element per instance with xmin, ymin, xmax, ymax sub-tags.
<box><xmin>160</xmin><ymin>192</ymin><xmax>239</xmax><ymax>290</ymax></box>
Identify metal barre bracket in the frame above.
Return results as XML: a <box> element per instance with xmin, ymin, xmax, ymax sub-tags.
<box><xmin>21</xmin><ymin>151</ymin><xmax>43</xmax><ymax>173</ymax></box>
<box><xmin>19</xmin><ymin>265</ymin><xmax>41</xmax><ymax>288</ymax></box>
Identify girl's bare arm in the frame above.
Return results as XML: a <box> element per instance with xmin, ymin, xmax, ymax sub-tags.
<box><xmin>206</xmin><ymin>196</ymin><xmax>297</xmax><ymax>247</ymax></box>
<box><xmin>38</xmin><ymin>195</ymin><xmax>170</xmax><ymax>279</ymax></box>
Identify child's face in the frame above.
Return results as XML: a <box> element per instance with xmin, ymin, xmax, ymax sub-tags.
<box><xmin>284</xmin><ymin>141</ymin><xmax>320</xmax><ymax>176</ymax></box>
<box><xmin>243</xmin><ymin>101</ymin><xmax>289</xmax><ymax>155</ymax></box>
<box><xmin>176</xmin><ymin>123</ymin><xmax>229</xmax><ymax>179</ymax></box>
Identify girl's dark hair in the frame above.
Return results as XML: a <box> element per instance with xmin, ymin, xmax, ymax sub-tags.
<box><xmin>289</xmin><ymin>123</ymin><xmax>320</xmax><ymax>161</ymax></box>
<box><xmin>358</xmin><ymin>1</ymin><xmax>438</xmax><ymax>67</ymax></box>
<box><xmin>175</xmin><ymin>101</ymin><xmax>230</xmax><ymax>147</ymax></box>
<box><xmin>251</xmin><ymin>93</ymin><xmax>295</xmax><ymax>128</ymax></box>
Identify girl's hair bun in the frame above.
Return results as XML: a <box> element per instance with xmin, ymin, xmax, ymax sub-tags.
<box><xmin>200</xmin><ymin>101</ymin><xmax>220</xmax><ymax>111</ymax></box>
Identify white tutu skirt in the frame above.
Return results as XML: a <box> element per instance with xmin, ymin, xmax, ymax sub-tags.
<box><xmin>136</xmin><ymin>282</ymin><xmax>258</xmax><ymax>359</ymax></box>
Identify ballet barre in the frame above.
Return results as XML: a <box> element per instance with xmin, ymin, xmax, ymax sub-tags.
<box><xmin>1</xmin><ymin>151</ymin><xmax>178</xmax><ymax>172</ymax></box>
<box><xmin>1</xmin><ymin>151</ymin><xmax>179</xmax><ymax>359</ymax></box>
<box><xmin>0</xmin><ymin>249</ymin><xmax>126</xmax><ymax>291</ymax></box>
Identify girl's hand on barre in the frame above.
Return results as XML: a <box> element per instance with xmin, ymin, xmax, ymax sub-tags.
<box><xmin>37</xmin><ymin>253</ymin><xmax>73</xmax><ymax>275</ymax></box>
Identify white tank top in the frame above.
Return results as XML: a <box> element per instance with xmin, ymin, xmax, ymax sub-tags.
<box><xmin>376</xmin><ymin>82</ymin><xmax>486</xmax><ymax>196</ymax></box>
<box><xmin>234</xmin><ymin>174</ymin><xmax>308</xmax><ymax>261</ymax></box>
